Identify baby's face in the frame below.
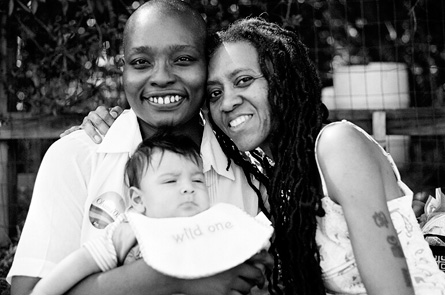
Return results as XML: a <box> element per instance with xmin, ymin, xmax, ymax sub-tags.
<box><xmin>137</xmin><ymin>148</ymin><xmax>209</xmax><ymax>218</ymax></box>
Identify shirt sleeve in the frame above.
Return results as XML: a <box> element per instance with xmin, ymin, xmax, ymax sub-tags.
<box><xmin>83</xmin><ymin>214</ymin><xmax>127</xmax><ymax>272</ymax></box>
<box><xmin>7</xmin><ymin>132</ymin><xmax>95</xmax><ymax>282</ymax></box>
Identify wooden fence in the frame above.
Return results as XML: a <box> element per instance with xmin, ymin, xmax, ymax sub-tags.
<box><xmin>0</xmin><ymin>113</ymin><xmax>83</xmax><ymax>246</ymax></box>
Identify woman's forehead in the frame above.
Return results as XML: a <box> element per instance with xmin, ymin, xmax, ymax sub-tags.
<box><xmin>124</xmin><ymin>8</ymin><xmax>205</xmax><ymax>53</ymax></box>
<box><xmin>209</xmin><ymin>42</ymin><xmax>261</xmax><ymax>77</ymax></box>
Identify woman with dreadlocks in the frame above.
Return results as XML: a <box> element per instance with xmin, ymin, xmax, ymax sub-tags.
<box><xmin>204</xmin><ymin>17</ymin><xmax>445</xmax><ymax>295</ymax></box>
<box><xmin>68</xmin><ymin>17</ymin><xmax>445</xmax><ymax>295</ymax></box>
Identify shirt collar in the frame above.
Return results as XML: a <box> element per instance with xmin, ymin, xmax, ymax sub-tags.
<box><xmin>201</xmin><ymin>121</ymin><xmax>235</xmax><ymax>181</ymax></box>
<box><xmin>96</xmin><ymin>109</ymin><xmax>236</xmax><ymax>180</ymax></box>
<box><xmin>96</xmin><ymin>109</ymin><xmax>142</xmax><ymax>154</ymax></box>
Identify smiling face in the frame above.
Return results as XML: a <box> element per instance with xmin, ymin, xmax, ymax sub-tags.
<box><xmin>123</xmin><ymin>7</ymin><xmax>206</xmax><ymax>135</ymax></box>
<box><xmin>207</xmin><ymin>41</ymin><xmax>272</xmax><ymax>156</ymax></box>
<box><xmin>130</xmin><ymin>148</ymin><xmax>210</xmax><ymax>218</ymax></box>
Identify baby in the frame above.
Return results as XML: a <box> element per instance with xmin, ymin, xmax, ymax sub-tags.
<box><xmin>31</xmin><ymin>133</ymin><xmax>273</xmax><ymax>295</ymax></box>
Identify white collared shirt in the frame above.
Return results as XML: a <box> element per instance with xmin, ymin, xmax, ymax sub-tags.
<box><xmin>7</xmin><ymin>109</ymin><xmax>264</xmax><ymax>282</ymax></box>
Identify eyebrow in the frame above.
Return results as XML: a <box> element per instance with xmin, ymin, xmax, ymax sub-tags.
<box><xmin>207</xmin><ymin>68</ymin><xmax>258</xmax><ymax>86</ymax></box>
<box><xmin>128</xmin><ymin>44</ymin><xmax>200</xmax><ymax>55</ymax></box>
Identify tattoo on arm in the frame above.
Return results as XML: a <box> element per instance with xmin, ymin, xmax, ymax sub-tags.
<box><xmin>387</xmin><ymin>235</ymin><xmax>405</xmax><ymax>258</ymax></box>
<box><xmin>372</xmin><ymin>211</ymin><xmax>389</xmax><ymax>228</ymax></box>
<box><xmin>371</xmin><ymin>211</ymin><xmax>412</xmax><ymax>288</ymax></box>
<box><xmin>402</xmin><ymin>268</ymin><xmax>413</xmax><ymax>288</ymax></box>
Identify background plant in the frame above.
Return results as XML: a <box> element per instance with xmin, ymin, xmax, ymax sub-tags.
<box><xmin>1</xmin><ymin>0</ymin><xmax>444</xmax><ymax>293</ymax></box>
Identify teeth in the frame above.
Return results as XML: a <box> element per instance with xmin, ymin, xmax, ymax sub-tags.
<box><xmin>229</xmin><ymin>115</ymin><xmax>252</xmax><ymax>128</ymax></box>
<box><xmin>148</xmin><ymin>95</ymin><xmax>183</xmax><ymax>105</ymax></box>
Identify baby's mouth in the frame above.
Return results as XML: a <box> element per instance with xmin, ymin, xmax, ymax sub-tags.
<box><xmin>146</xmin><ymin>95</ymin><xmax>185</xmax><ymax>105</ymax></box>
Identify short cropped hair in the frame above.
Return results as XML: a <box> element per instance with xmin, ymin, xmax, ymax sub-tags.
<box><xmin>125</xmin><ymin>133</ymin><xmax>202</xmax><ymax>189</ymax></box>
<box><xmin>123</xmin><ymin>0</ymin><xmax>207</xmax><ymax>54</ymax></box>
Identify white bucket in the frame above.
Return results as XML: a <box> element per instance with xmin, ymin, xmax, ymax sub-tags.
<box><xmin>333</xmin><ymin>62</ymin><xmax>409</xmax><ymax>109</ymax></box>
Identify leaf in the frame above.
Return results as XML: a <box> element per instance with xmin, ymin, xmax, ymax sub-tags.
<box><xmin>61</xmin><ymin>0</ymin><xmax>69</xmax><ymax>16</ymax></box>
<box><xmin>8</xmin><ymin>0</ymin><xmax>14</xmax><ymax>16</ymax></box>
<box><xmin>95</xmin><ymin>0</ymin><xmax>104</xmax><ymax>14</ymax></box>
<box><xmin>31</xmin><ymin>0</ymin><xmax>38</xmax><ymax>14</ymax></box>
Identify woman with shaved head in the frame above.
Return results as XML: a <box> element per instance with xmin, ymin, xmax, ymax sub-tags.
<box><xmin>8</xmin><ymin>1</ymin><xmax>271</xmax><ymax>295</ymax></box>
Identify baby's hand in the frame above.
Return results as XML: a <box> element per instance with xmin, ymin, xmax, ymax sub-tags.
<box><xmin>123</xmin><ymin>244</ymin><xmax>142</xmax><ymax>265</ymax></box>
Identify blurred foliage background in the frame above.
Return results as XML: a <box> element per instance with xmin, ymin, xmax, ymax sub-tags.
<box><xmin>1</xmin><ymin>0</ymin><xmax>445</xmax><ymax>293</ymax></box>
<box><xmin>2</xmin><ymin>0</ymin><xmax>444</xmax><ymax>116</ymax></box>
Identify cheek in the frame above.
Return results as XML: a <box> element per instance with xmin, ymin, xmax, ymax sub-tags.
<box><xmin>123</xmin><ymin>71</ymin><xmax>140</xmax><ymax>95</ymax></box>
<box><xmin>259</xmin><ymin>93</ymin><xmax>273</xmax><ymax>129</ymax></box>
<box><xmin>189</xmin><ymin>79</ymin><xmax>206</xmax><ymax>105</ymax></box>
<box><xmin>184</xmin><ymin>64</ymin><xmax>206</xmax><ymax>89</ymax></box>
<box><xmin>209</xmin><ymin>103</ymin><xmax>224</xmax><ymax>129</ymax></box>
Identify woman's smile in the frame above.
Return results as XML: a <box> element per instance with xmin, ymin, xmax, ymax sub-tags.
<box><xmin>208</xmin><ymin>41</ymin><xmax>271</xmax><ymax>153</ymax></box>
<box><xmin>147</xmin><ymin>95</ymin><xmax>184</xmax><ymax>105</ymax></box>
<box><xmin>228</xmin><ymin>114</ymin><xmax>253</xmax><ymax>129</ymax></box>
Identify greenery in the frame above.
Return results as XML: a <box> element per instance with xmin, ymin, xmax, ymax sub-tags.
<box><xmin>0</xmin><ymin>244</ymin><xmax>16</xmax><ymax>295</ymax></box>
<box><xmin>3</xmin><ymin>0</ymin><xmax>443</xmax><ymax>116</ymax></box>
<box><xmin>1</xmin><ymin>0</ymin><xmax>444</xmax><ymax>293</ymax></box>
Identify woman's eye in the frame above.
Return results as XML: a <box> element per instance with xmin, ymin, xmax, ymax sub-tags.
<box><xmin>130</xmin><ymin>59</ymin><xmax>150</xmax><ymax>69</ymax></box>
<box><xmin>235</xmin><ymin>76</ymin><xmax>254</xmax><ymax>87</ymax></box>
<box><xmin>207</xmin><ymin>89</ymin><xmax>222</xmax><ymax>102</ymax></box>
<box><xmin>175</xmin><ymin>56</ymin><xmax>196</xmax><ymax>65</ymax></box>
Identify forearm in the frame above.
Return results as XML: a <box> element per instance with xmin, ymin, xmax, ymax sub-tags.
<box><xmin>349</xmin><ymin>215</ymin><xmax>414</xmax><ymax>295</ymax></box>
<box><xmin>31</xmin><ymin>248</ymin><xmax>101</xmax><ymax>295</ymax></box>
<box><xmin>67</xmin><ymin>254</ymin><xmax>269</xmax><ymax>295</ymax></box>
<box><xmin>67</xmin><ymin>260</ymin><xmax>182</xmax><ymax>295</ymax></box>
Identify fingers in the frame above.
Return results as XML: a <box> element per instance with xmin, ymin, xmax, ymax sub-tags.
<box><xmin>234</xmin><ymin>262</ymin><xmax>265</xmax><ymax>290</ymax></box>
<box><xmin>60</xmin><ymin>106</ymin><xmax>122</xmax><ymax>143</ymax></box>
<box><xmin>59</xmin><ymin>125</ymin><xmax>82</xmax><ymax>138</ymax></box>
<box><xmin>247</xmin><ymin>250</ymin><xmax>274</xmax><ymax>271</ymax></box>
<box><xmin>91</xmin><ymin>106</ymin><xmax>115</xmax><ymax>129</ymax></box>
<box><xmin>109</xmin><ymin>106</ymin><xmax>124</xmax><ymax>118</ymax></box>
<box><xmin>81</xmin><ymin>116</ymin><xmax>103</xmax><ymax>144</ymax></box>
<box><xmin>81</xmin><ymin>108</ymin><xmax>112</xmax><ymax>143</ymax></box>
<box><xmin>228</xmin><ymin>275</ymin><xmax>256</xmax><ymax>295</ymax></box>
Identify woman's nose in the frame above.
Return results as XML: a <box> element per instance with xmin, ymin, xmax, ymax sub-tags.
<box><xmin>219</xmin><ymin>89</ymin><xmax>242</xmax><ymax>112</ymax></box>
<box><xmin>149</xmin><ymin>63</ymin><xmax>175</xmax><ymax>87</ymax></box>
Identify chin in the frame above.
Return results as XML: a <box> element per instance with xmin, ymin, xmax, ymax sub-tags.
<box><xmin>178</xmin><ymin>211</ymin><xmax>199</xmax><ymax>218</ymax></box>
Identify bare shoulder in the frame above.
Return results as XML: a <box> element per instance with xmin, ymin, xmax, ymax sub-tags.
<box><xmin>316</xmin><ymin>122</ymin><xmax>398</xmax><ymax>204</ymax></box>
<box><xmin>317</xmin><ymin>121</ymin><xmax>374</xmax><ymax>162</ymax></box>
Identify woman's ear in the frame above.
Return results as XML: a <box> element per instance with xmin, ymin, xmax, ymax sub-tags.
<box><xmin>129</xmin><ymin>187</ymin><xmax>146</xmax><ymax>214</ymax></box>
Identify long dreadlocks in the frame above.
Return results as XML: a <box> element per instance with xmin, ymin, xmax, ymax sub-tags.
<box><xmin>206</xmin><ymin>17</ymin><xmax>329</xmax><ymax>295</ymax></box>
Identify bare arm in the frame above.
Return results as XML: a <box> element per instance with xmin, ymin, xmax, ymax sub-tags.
<box><xmin>317</xmin><ymin>123</ymin><xmax>414</xmax><ymax>295</ymax></box>
<box><xmin>67</xmin><ymin>259</ymin><xmax>266</xmax><ymax>295</ymax></box>
<box><xmin>30</xmin><ymin>248</ymin><xmax>100</xmax><ymax>295</ymax></box>
<box><xmin>12</xmin><ymin>250</ymin><xmax>271</xmax><ymax>295</ymax></box>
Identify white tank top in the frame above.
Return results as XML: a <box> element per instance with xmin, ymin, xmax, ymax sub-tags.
<box><xmin>314</xmin><ymin>120</ymin><xmax>445</xmax><ymax>294</ymax></box>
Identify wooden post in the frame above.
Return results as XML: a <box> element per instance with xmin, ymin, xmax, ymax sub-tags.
<box><xmin>0</xmin><ymin>144</ymin><xmax>9</xmax><ymax>246</ymax></box>
<box><xmin>0</xmin><ymin>10</ymin><xmax>10</xmax><ymax>246</ymax></box>
<box><xmin>372</xmin><ymin>111</ymin><xmax>387</xmax><ymax>149</ymax></box>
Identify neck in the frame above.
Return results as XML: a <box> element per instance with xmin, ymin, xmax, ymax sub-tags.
<box><xmin>138</xmin><ymin>115</ymin><xmax>204</xmax><ymax>147</ymax></box>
